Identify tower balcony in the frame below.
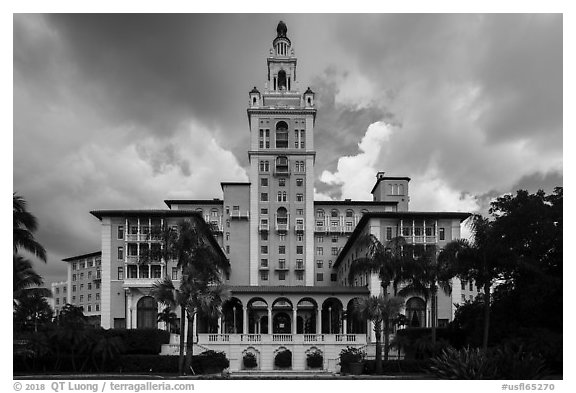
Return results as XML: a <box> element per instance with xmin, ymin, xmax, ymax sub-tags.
<box><xmin>275</xmin><ymin>222</ymin><xmax>289</xmax><ymax>233</ymax></box>
<box><xmin>273</xmin><ymin>166</ymin><xmax>291</xmax><ymax>177</ymax></box>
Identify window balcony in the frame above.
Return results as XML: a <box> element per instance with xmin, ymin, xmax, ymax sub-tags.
<box><xmin>314</xmin><ymin>224</ymin><xmax>326</xmax><ymax>233</ymax></box>
<box><xmin>294</xmin><ymin>263</ymin><xmax>305</xmax><ymax>270</ymax></box>
<box><xmin>275</xmin><ymin>265</ymin><xmax>289</xmax><ymax>271</ymax></box>
<box><xmin>328</xmin><ymin>225</ymin><xmax>343</xmax><ymax>234</ymax></box>
<box><xmin>275</xmin><ymin>221</ymin><xmax>288</xmax><ymax>233</ymax></box>
<box><xmin>231</xmin><ymin>210</ymin><xmax>250</xmax><ymax>219</ymax></box>
<box><xmin>295</xmin><ymin>223</ymin><xmax>305</xmax><ymax>233</ymax></box>
<box><xmin>259</xmin><ymin>222</ymin><xmax>270</xmax><ymax>232</ymax></box>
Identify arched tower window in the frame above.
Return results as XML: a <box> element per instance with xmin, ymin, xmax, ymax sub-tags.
<box><xmin>278</xmin><ymin>70</ymin><xmax>287</xmax><ymax>90</ymax></box>
<box><xmin>276</xmin><ymin>207</ymin><xmax>288</xmax><ymax>225</ymax></box>
<box><xmin>275</xmin><ymin>121</ymin><xmax>288</xmax><ymax>148</ymax></box>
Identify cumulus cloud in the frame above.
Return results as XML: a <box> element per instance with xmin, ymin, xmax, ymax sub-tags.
<box><xmin>320</xmin><ymin>122</ymin><xmax>393</xmax><ymax>200</ymax></box>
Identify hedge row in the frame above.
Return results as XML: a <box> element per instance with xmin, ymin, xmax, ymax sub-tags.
<box><xmin>362</xmin><ymin>359</ymin><xmax>432</xmax><ymax>374</ymax></box>
<box><xmin>14</xmin><ymin>353</ymin><xmax>229</xmax><ymax>375</ymax></box>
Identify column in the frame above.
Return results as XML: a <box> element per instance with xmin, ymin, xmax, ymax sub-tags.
<box><xmin>193</xmin><ymin>313</ymin><xmax>197</xmax><ymax>341</ymax></box>
<box><xmin>268</xmin><ymin>307</ymin><xmax>272</xmax><ymax>334</ymax></box>
<box><xmin>242</xmin><ymin>306</ymin><xmax>248</xmax><ymax>335</ymax></box>
<box><xmin>233</xmin><ymin>306</ymin><xmax>237</xmax><ymax>333</ymax></box>
<box><xmin>343</xmin><ymin>314</ymin><xmax>347</xmax><ymax>334</ymax></box>
<box><xmin>292</xmin><ymin>307</ymin><xmax>297</xmax><ymax>334</ymax></box>
<box><xmin>317</xmin><ymin>308</ymin><xmax>322</xmax><ymax>334</ymax></box>
<box><xmin>217</xmin><ymin>316</ymin><xmax>222</xmax><ymax>334</ymax></box>
<box><xmin>423</xmin><ymin>220</ymin><xmax>426</xmax><ymax>244</ymax></box>
<box><xmin>126</xmin><ymin>290</ymin><xmax>132</xmax><ymax>329</ymax></box>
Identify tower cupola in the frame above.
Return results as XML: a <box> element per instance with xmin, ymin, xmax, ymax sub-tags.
<box><xmin>273</xmin><ymin>21</ymin><xmax>292</xmax><ymax>57</ymax></box>
<box><xmin>249</xmin><ymin>86</ymin><xmax>261</xmax><ymax>107</ymax></box>
<box><xmin>303</xmin><ymin>86</ymin><xmax>315</xmax><ymax>107</ymax></box>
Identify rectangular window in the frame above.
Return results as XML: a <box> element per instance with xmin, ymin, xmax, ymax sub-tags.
<box><xmin>96</xmin><ymin>293</ymin><xmax>100</xmax><ymax>300</ymax></box>
<box><xmin>296</xmin><ymin>245</ymin><xmax>303</xmax><ymax>254</ymax></box>
<box><xmin>317</xmin><ymin>236</ymin><xmax>323</xmax><ymax>243</ymax></box>
<box><xmin>88</xmin><ymin>294</ymin><xmax>92</xmax><ymax>301</ymax></box>
<box><xmin>80</xmin><ymin>273</ymin><xmax>84</xmax><ymax>279</ymax></box>
<box><xmin>118</xmin><ymin>225</ymin><xmax>124</xmax><ymax>239</ymax></box>
<box><xmin>260</xmin><ymin>271</ymin><xmax>269</xmax><ymax>281</ymax></box>
<box><xmin>279</xmin><ymin>245</ymin><xmax>286</xmax><ymax>254</ymax></box>
<box><xmin>332</xmin><ymin>235</ymin><xmax>338</xmax><ymax>243</ymax></box>
<box><xmin>296</xmin><ymin>193</ymin><xmax>304</xmax><ymax>202</ymax></box>
<box><xmin>72</xmin><ymin>263</ymin><xmax>77</xmax><ymax>270</ymax></box>
<box><xmin>386</xmin><ymin>227</ymin><xmax>393</xmax><ymax>241</ymax></box>
<box><xmin>118</xmin><ymin>267</ymin><xmax>124</xmax><ymax>280</ymax></box>
<box><xmin>260</xmin><ymin>193</ymin><xmax>268</xmax><ymax>202</ymax></box>
<box><xmin>296</xmin><ymin>209</ymin><xmax>304</xmax><ymax>216</ymax></box>
<box><xmin>316</xmin><ymin>273</ymin><xmax>323</xmax><ymax>282</ymax></box>
<box><xmin>261</xmin><ymin>259</ymin><xmax>268</xmax><ymax>267</ymax></box>
<box><xmin>72</xmin><ymin>285</ymin><xmax>76</xmax><ymax>292</ymax></box>
<box><xmin>332</xmin><ymin>247</ymin><xmax>339</xmax><ymax>256</ymax></box>
<box><xmin>296</xmin><ymin>178</ymin><xmax>303</xmax><ymax>186</ymax></box>
<box><xmin>88</xmin><ymin>283</ymin><xmax>92</xmax><ymax>290</ymax></box>
<box><xmin>172</xmin><ymin>267</ymin><xmax>178</xmax><ymax>280</ymax></box>
<box><xmin>278</xmin><ymin>178</ymin><xmax>286</xmax><ymax>187</ymax></box>
<box><xmin>425</xmin><ymin>227</ymin><xmax>433</xmax><ymax>236</ymax></box>
<box><xmin>261</xmin><ymin>208</ymin><xmax>268</xmax><ymax>215</ymax></box>
<box><xmin>279</xmin><ymin>234</ymin><xmax>286</xmax><ymax>241</ymax></box>
<box><xmin>297</xmin><ymin>234</ymin><xmax>303</xmax><ymax>242</ymax></box>
<box><xmin>261</xmin><ymin>245</ymin><xmax>268</xmax><ymax>254</ymax></box>
<box><xmin>72</xmin><ymin>296</ymin><xmax>76</xmax><ymax>302</ymax></box>
<box><xmin>328</xmin><ymin>260</ymin><xmax>333</xmax><ymax>268</ymax></box>
<box><xmin>118</xmin><ymin>247</ymin><xmax>124</xmax><ymax>260</ymax></box>
<box><xmin>331</xmin><ymin>274</ymin><xmax>337</xmax><ymax>282</ymax></box>
<box><xmin>279</xmin><ymin>259</ymin><xmax>286</xmax><ymax>269</ymax></box>
<box><xmin>80</xmin><ymin>295</ymin><xmax>84</xmax><ymax>303</ymax></box>
<box><xmin>80</xmin><ymin>284</ymin><xmax>84</xmax><ymax>290</ymax></box>
<box><xmin>402</xmin><ymin>227</ymin><xmax>411</xmax><ymax>237</ymax></box>
<box><xmin>296</xmin><ymin>271</ymin><xmax>304</xmax><ymax>280</ymax></box>
<box><xmin>88</xmin><ymin>271</ymin><xmax>92</xmax><ymax>279</ymax></box>
<box><xmin>316</xmin><ymin>260</ymin><xmax>323</xmax><ymax>268</ymax></box>
<box><xmin>72</xmin><ymin>274</ymin><xmax>76</xmax><ymax>281</ymax></box>
<box><xmin>461</xmin><ymin>280</ymin><xmax>466</xmax><ymax>291</ymax></box>
<box><xmin>439</xmin><ymin>228</ymin><xmax>446</xmax><ymax>240</ymax></box>
<box><xmin>226</xmin><ymin>232</ymin><xmax>230</xmax><ymax>240</ymax></box>
<box><xmin>279</xmin><ymin>271</ymin><xmax>286</xmax><ymax>281</ymax></box>
<box><xmin>316</xmin><ymin>247</ymin><xmax>323</xmax><ymax>255</ymax></box>
<box><xmin>261</xmin><ymin>232</ymin><xmax>268</xmax><ymax>241</ymax></box>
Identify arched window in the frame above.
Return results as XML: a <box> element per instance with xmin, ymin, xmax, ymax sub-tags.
<box><xmin>137</xmin><ymin>296</ymin><xmax>157</xmax><ymax>329</ymax></box>
<box><xmin>346</xmin><ymin>209</ymin><xmax>354</xmax><ymax>218</ymax></box>
<box><xmin>276</xmin><ymin>207</ymin><xmax>288</xmax><ymax>225</ymax></box>
<box><xmin>275</xmin><ymin>156</ymin><xmax>289</xmax><ymax>174</ymax></box>
<box><xmin>275</xmin><ymin>121</ymin><xmax>288</xmax><ymax>148</ymax></box>
<box><xmin>331</xmin><ymin>209</ymin><xmax>339</xmax><ymax>218</ymax></box>
<box><xmin>252</xmin><ymin>97</ymin><xmax>257</xmax><ymax>105</ymax></box>
<box><xmin>278</xmin><ymin>70</ymin><xmax>287</xmax><ymax>90</ymax></box>
<box><xmin>406</xmin><ymin>297</ymin><xmax>426</xmax><ymax>328</ymax></box>
<box><xmin>316</xmin><ymin>209</ymin><xmax>325</xmax><ymax>218</ymax></box>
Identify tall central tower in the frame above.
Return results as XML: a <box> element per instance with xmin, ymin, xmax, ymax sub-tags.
<box><xmin>247</xmin><ymin>21</ymin><xmax>317</xmax><ymax>286</ymax></box>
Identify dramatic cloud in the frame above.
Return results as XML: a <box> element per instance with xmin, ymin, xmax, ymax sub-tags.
<box><xmin>13</xmin><ymin>14</ymin><xmax>562</xmax><ymax>285</ymax></box>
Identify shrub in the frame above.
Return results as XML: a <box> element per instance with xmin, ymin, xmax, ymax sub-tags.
<box><xmin>363</xmin><ymin>359</ymin><xmax>430</xmax><ymax>374</ymax></box>
<box><xmin>339</xmin><ymin>346</ymin><xmax>365</xmax><ymax>374</ymax></box>
<box><xmin>274</xmin><ymin>349</ymin><xmax>292</xmax><ymax>369</ymax></box>
<box><xmin>196</xmin><ymin>350</ymin><xmax>229</xmax><ymax>373</ymax></box>
<box><xmin>428</xmin><ymin>346</ymin><xmax>549</xmax><ymax>379</ymax></box>
<box><xmin>306</xmin><ymin>349</ymin><xmax>323</xmax><ymax>369</ymax></box>
<box><xmin>118</xmin><ymin>355</ymin><xmax>179</xmax><ymax>373</ymax></box>
<box><xmin>243</xmin><ymin>352</ymin><xmax>257</xmax><ymax>369</ymax></box>
<box><xmin>108</xmin><ymin>329</ymin><xmax>170</xmax><ymax>355</ymax></box>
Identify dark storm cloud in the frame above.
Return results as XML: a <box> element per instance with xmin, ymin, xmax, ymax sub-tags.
<box><xmin>13</xmin><ymin>14</ymin><xmax>562</xmax><ymax>285</ymax></box>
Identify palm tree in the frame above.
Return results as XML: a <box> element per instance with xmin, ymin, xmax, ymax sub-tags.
<box><xmin>151</xmin><ymin>217</ymin><xmax>230</xmax><ymax>375</ymax></box>
<box><xmin>438</xmin><ymin>214</ymin><xmax>509</xmax><ymax>351</ymax></box>
<box><xmin>157</xmin><ymin>307</ymin><xmax>178</xmax><ymax>332</ymax></box>
<box><xmin>13</xmin><ymin>292</ymin><xmax>53</xmax><ymax>332</ymax></box>
<box><xmin>348</xmin><ymin>234</ymin><xmax>409</xmax><ymax>296</ymax></box>
<box><xmin>13</xmin><ymin>194</ymin><xmax>46</xmax><ymax>262</ymax></box>
<box><xmin>353</xmin><ymin>295</ymin><xmax>404</xmax><ymax>374</ymax></box>
<box><xmin>13</xmin><ymin>255</ymin><xmax>51</xmax><ymax>305</ymax></box>
<box><xmin>399</xmin><ymin>245</ymin><xmax>454</xmax><ymax>345</ymax></box>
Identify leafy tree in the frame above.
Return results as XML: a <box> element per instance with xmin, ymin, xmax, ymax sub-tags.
<box><xmin>353</xmin><ymin>295</ymin><xmax>403</xmax><ymax>373</ymax></box>
<box><xmin>91</xmin><ymin>335</ymin><xmax>125</xmax><ymax>372</ymax></box>
<box><xmin>56</xmin><ymin>303</ymin><xmax>87</xmax><ymax>328</ymax></box>
<box><xmin>438</xmin><ymin>214</ymin><xmax>511</xmax><ymax>351</ymax></box>
<box><xmin>13</xmin><ymin>194</ymin><xmax>46</xmax><ymax>262</ymax></box>
<box><xmin>13</xmin><ymin>292</ymin><xmax>53</xmax><ymax>332</ymax></box>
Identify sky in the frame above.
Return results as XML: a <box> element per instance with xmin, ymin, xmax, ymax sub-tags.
<box><xmin>12</xmin><ymin>14</ymin><xmax>563</xmax><ymax>285</ymax></box>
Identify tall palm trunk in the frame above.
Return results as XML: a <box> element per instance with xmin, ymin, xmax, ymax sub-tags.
<box><xmin>374</xmin><ymin>320</ymin><xmax>383</xmax><ymax>374</ymax></box>
<box><xmin>184</xmin><ymin>313</ymin><xmax>195</xmax><ymax>374</ymax></box>
<box><xmin>178</xmin><ymin>307</ymin><xmax>186</xmax><ymax>375</ymax></box>
<box><xmin>431</xmin><ymin>286</ymin><xmax>437</xmax><ymax>345</ymax></box>
<box><xmin>383</xmin><ymin>319</ymin><xmax>390</xmax><ymax>362</ymax></box>
<box><xmin>482</xmin><ymin>282</ymin><xmax>490</xmax><ymax>351</ymax></box>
